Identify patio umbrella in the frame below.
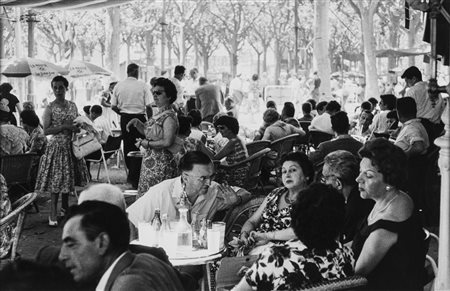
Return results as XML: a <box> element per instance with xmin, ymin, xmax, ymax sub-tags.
<box><xmin>1</xmin><ymin>57</ymin><xmax>69</xmax><ymax>78</ymax></box>
<box><xmin>65</xmin><ymin>60</ymin><xmax>111</xmax><ymax>78</ymax></box>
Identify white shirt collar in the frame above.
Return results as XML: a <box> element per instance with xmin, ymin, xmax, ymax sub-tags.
<box><xmin>95</xmin><ymin>252</ymin><xmax>127</xmax><ymax>291</ymax></box>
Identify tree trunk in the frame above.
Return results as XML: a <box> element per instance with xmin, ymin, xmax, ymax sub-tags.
<box><xmin>105</xmin><ymin>7</ymin><xmax>121</xmax><ymax>79</ymax></box>
<box><xmin>180</xmin><ymin>24</ymin><xmax>185</xmax><ymax>65</ymax></box>
<box><xmin>360</xmin><ymin>9</ymin><xmax>379</xmax><ymax>100</ymax></box>
<box><xmin>257</xmin><ymin>53</ymin><xmax>261</xmax><ymax>76</ymax></box>
<box><xmin>126</xmin><ymin>42</ymin><xmax>131</xmax><ymax>64</ymax></box>
<box><xmin>313</xmin><ymin>0</ymin><xmax>331</xmax><ymax>101</ymax></box>
<box><xmin>274</xmin><ymin>40</ymin><xmax>281</xmax><ymax>85</ymax></box>
<box><xmin>407</xmin><ymin>12</ymin><xmax>420</xmax><ymax>67</ymax></box>
<box><xmin>194</xmin><ymin>41</ymin><xmax>200</xmax><ymax>69</ymax></box>
<box><xmin>202</xmin><ymin>48</ymin><xmax>209</xmax><ymax>77</ymax></box>
<box><xmin>263</xmin><ymin>46</ymin><xmax>268</xmax><ymax>73</ymax></box>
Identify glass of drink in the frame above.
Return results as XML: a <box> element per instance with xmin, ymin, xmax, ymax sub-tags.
<box><xmin>211</xmin><ymin>222</ymin><xmax>226</xmax><ymax>249</ymax></box>
<box><xmin>138</xmin><ymin>222</ymin><xmax>154</xmax><ymax>245</ymax></box>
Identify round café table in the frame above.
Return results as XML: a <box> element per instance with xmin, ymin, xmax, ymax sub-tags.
<box><xmin>130</xmin><ymin>240</ymin><xmax>225</xmax><ymax>291</ymax></box>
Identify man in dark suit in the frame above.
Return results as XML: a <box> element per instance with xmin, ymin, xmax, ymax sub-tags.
<box><xmin>309</xmin><ymin>111</ymin><xmax>363</xmax><ymax>166</ymax></box>
<box><xmin>59</xmin><ymin>201</ymin><xmax>183</xmax><ymax>291</ymax></box>
<box><xmin>195</xmin><ymin>77</ymin><xmax>222</xmax><ymax>122</ymax></box>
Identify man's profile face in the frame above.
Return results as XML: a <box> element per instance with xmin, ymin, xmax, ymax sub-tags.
<box><xmin>59</xmin><ymin>216</ymin><xmax>104</xmax><ymax>283</ymax></box>
<box><xmin>183</xmin><ymin>163</ymin><xmax>215</xmax><ymax>197</ymax></box>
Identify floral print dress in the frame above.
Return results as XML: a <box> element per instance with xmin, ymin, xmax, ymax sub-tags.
<box><xmin>137</xmin><ymin>109</ymin><xmax>178</xmax><ymax>196</ymax></box>
<box><xmin>0</xmin><ymin>174</ymin><xmax>12</xmax><ymax>258</ymax></box>
<box><xmin>245</xmin><ymin>239</ymin><xmax>355</xmax><ymax>290</ymax></box>
<box><xmin>35</xmin><ymin>101</ymin><xmax>89</xmax><ymax>194</ymax></box>
<box><xmin>256</xmin><ymin>187</ymin><xmax>292</xmax><ymax>232</ymax></box>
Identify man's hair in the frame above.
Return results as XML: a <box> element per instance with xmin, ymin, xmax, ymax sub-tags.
<box><xmin>178</xmin><ymin>115</ymin><xmax>192</xmax><ymax>136</ymax></box>
<box><xmin>282</xmin><ymin>102</ymin><xmax>295</xmax><ymax>118</ymax></box>
<box><xmin>361</xmin><ymin>101</ymin><xmax>372</xmax><ymax>112</ymax></box>
<box><xmin>325</xmin><ymin>100</ymin><xmax>341</xmax><ymax>113</ymax></box>
<box><xmin>386</xmin><ymin>110</ymin><xmax>398</xmax><ymax>120</ymax></box>
<box><xmin>302</xmin><ymin>102</ymin><xmax>312</xmax><ymax>114</ymax></box>
<box><xmin>266</xmin><ymin>100</ymin><xmax>276</xmax><ymax>109</ymax></box>
<box><xmin>306</xmin><ymin>98</ymin><xmax>316</xmax><ymax>109</ymax></box>
<box><xmin>396</xmin><ymin>97</ymin><xmax>417</xmax><ymax>118</ymax></box>
<box><xmin>188</xmin><ymin>109</ymin><xmax>202</xmax><ymax>127</ymax></box>
<box><xmin>263</xmin><ymin>108</ymin><xmax>280</xmax><ymax>124</ymax></box>
<box><xmin>83</xmin><ymin>106</ymin><xmax>91</xmax><ymax>115</ymax></box>
<box><xmin>66</xmin><ymin>201</ymin><xmax>130</xmax><ymax>253</ymax></box>
<box><xmin>316</xmin><ymin>101</ymin><xmax>328</xmax><ymax>112</ymax></box>
<box><xmin>127</xmin><ymin>63</ymin><xmax>139</xmax><ymax>75</ymax></box>
<box><xmin>174</xmin><ymin>65</ymin><xmax>186</xmax><ymax>76</ymax></box>
<box><xmin>368</xmin><ymin>97</ymin><xmax>378</xmax><ymax>108</ymax></box>
<box><xmin>331</xmin><ymin>111</ymin><xmax>350</xmax><ymax>134</ymax></box>
<box><xmin>199</xmin><ymin>77</ymin><xmax>208</xmax><ymax>85</ymax></box>
<box><xmin>401</xmin><ymin>66</ymin><xmax>422</xmax><ymax>81</ymax></box>
<box><xmin>20</xmin><ymin>110</ymin><xmax>40</xmax><ymax>128</ymax></box>
<box><xmin>179</xmin><ymin>151</ymin><xmax>212</xmax><ymax>172</ymax></box>
<box><xmin>324</xmin><ymin>150</ymin><xmax>359</xmax><ymax>186</ymax></box>
<box><xmin>380</xmin><ymin>94</ymin><xmax>397</xmax><ymax>110</ymax></box>
<box><xmin>90</xmin><ymin>105</ymin><xmax>102</xmax><ymax>116</ymax></box>
<box><xmin>0</xmin><ymin>82</ymin><xmax>13</xmax><ymax>93</ymax></box>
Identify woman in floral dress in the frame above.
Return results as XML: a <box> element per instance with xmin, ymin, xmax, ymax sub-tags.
<box><xmin>232</xmin><ymin>152</ymin><xmax>314</xmax><ymax>255</ymax></box>
<box><xmin>127</xmin><ymin>78</ymin><xmax>179</xmax><ymax>197</ymax></box>
<box><xmin>234</xmin><ymin>183</ymin><xmax>355</xmax><ymax>291</ymax></box>
<box><xmin>0</xmin><ymin>173</ymin><xmax>12</xmax><ymax>258</ymax></box>
<box><xmin>35</xmin><ymin>76</ymin><xmax>89</xmax><ymax>226</ymax></box>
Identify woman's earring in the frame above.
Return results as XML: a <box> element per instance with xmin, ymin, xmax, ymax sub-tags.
<box><xmin>385</xmin><ymin>185</ymin><xmax>392</xmax><ymax>191</ymax></box>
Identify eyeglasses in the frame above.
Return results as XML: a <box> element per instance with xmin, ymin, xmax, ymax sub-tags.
<box><xmin>152</xmin><ymin>90</ymin><xmax>165</xmax><ymax>96</ymax></box>
<box><xmin>184</xmin><ymin>173</ymin><xmax>215</xmax><ymax>183</ymax></box>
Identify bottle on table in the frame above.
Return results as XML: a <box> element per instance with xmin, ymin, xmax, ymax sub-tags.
<box><xmin>175</xmin><ymin>207</ymin><xmax>193</xmax><ymax>252</ymax></box>
<box><xmin>151</xmin><ymin>208</ymin><xmax>162</xmax><ymax>246</ymax></box>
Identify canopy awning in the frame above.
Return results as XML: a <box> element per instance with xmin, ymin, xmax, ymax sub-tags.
<box><xmin>375</xmin><ymin>48</ymin><xmax>430</xmax><ymax>58</ymax></box>
<box><xmin>0</xmin><ymin>0</ymin><xmax>134</xmax><ymax>10</ymax></box>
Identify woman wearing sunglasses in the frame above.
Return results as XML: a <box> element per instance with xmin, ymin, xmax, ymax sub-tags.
<box><xmin>127</xmin><ymin>77</ymin><xmax>179</xmax><ymax>197</ymax></box>
<box><xmin>213</xmin><ymin>115</ymin><xmax>249</xmax><ymax>187</ymax></box>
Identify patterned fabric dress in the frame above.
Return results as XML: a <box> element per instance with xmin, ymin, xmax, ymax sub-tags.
<box><xmin>35</xmin><ymin>101</ymin><xmax>89</xmax><ymax>194</ymax></box>
<box><xmin>27</xmin><ymin>126</ymin><xmax>47</xmax><ymax>155</ymax></box>
<box><xmin>256</xmin><ymin>187</ymin><xmax>292</xmax><ymax>232</ymax></box>
<box><xmin>245</xmin><ymin>239</ymin><xmax>355</xmax><ymax>290</ymax></box>
<box><xmin>137</xmin><ymin>109</ymin><xmax>178</xmax><ymax>196</ymax></box>
<box><xmin>215</xmin><ymin>137</ymin><xmax>249</xmax><ymax>187</ymax></box>
<box><xmin>0</xmin><ymin>173</ymin><xmax>12</xmax><ymax>258</ymax></box>
<box><xmin>0</xmin><ymin>124</ymin><xmax>28</xmax><ymax>156</ymax></box>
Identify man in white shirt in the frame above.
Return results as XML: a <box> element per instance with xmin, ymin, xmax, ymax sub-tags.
<box><xmin>401</xmin><ymin>66</ymin><xmax>445</xmax><ymax>125</ymax></box>
<box><xmin>59</xmin><ymin>201</ymin><xmax>183</xmax><ymax>291</ymax></box>
<box><xmin>395</xmin><ymin>97</ymin><xmax>429</xmax><ymax>157</ymax></box>
<box><xmin>111</xmin><ymin>63</ymin><xmax>152</xmax><ymax>188</ymax></box>
<box><xmin>127</xmin><ymin>151</ymin><xmax>251</xmax><ymax>232</ymax></box>
<box><xmin>369</xmin><ymin>94</ymin><xmax>397</xmax><ymax>133</ymax></box>
<box><xmin>229</xmin><ymin>73</ymin><xmax>245</xmax><ymax>107</ymax></box>
<box><xmin>90</xmin><ymin>105</ymin><xmax>111</xmax><ymax>145</ymax></box>
<box><xmin>309</xmin><ymin>100</ymin><xmax>341</xmax><ymax>135</ymax></box>
<box><xmin>170</xmin><ymin>65</ymin><xmax>186</xmax><ymax>111</ymax></box>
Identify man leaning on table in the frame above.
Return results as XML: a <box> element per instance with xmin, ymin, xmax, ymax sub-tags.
<box><xmin>127</xmin><ymin>151</ymin><xmax>252</xmax><ymax>231</ymax></box>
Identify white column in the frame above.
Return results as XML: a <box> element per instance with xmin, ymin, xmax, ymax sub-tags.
<box><xmin>435</xmin><ymin>87</ymin><xmax>450</xmax><ymax>291</ymax></box>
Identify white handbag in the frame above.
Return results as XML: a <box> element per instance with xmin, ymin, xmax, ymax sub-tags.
<box><xmin>72</xmin><ymin>130</ymin><xmax>102</xmax><ymax>159</ymax></box>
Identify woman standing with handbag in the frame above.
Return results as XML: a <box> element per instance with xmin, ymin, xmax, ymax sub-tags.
<box><xmin>35</xmin><ymin>76</ymin><xmax>89</xmax><ymax>226</ymax></box>
<box><xmin>127</xmin><ymin>77</ymin><xmax>179</xmax><ymax>197</ymax></box>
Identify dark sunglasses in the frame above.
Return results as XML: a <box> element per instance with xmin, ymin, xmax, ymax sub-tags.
<box><xmin>152</xmin><ymin>90</ymin><xmax>165</xmax><ymax>96</ymax></box>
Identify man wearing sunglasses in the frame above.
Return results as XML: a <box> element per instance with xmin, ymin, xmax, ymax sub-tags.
<box><xmin>126</xmin><ymin>151</ymin><xmax>251</xmax><ymax>233</ymax></box>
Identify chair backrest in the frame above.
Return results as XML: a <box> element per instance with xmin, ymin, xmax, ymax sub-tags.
<box><xmin>246</xmin><ymin>140</ymin><xmax>271</xmax><ymax>156</ymax></box>
<box><xmin>298</xmin><ymin>275</ymin><xmax>368</xmax><ymax>291</ymax></box>
<box><xmin>0</xmin><ymin>154</ymin><xmax>38</xmax><ymax>186</ymax></box>
<box><xmin>309</xmin><ymin>131</ymin><xmax>333</xmax><ymax>148</ymax></box>
<box><xmin>299</xmin><ymin>120</ymin><xmax>311</xmax><ymax>134</ymax></box>
<box><xmin>0</xmin><ymin>192</ymin><xmax>37</xmax><ymax>260</ymax></box>
<box><xmin>244</xmin><ymin>148</ymin><xmax>271</xmax><ymax>190</ymax></box>
<box><xmin>270</xmin><ymin>133</ymin><xmax>301</xmax><ymax>162</ymax></box>
<box><xmin>103</xmin><ymin>135</ymin><xmax>122</xmax><ymax>153</ymax></box>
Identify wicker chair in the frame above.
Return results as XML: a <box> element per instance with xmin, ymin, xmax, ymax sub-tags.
<box><xmin>0</xmin><ymin>192</ymin><xmax>37</xmax><ymax>261</ymax></box>
<box><xmin>245</xmin><ymin>140</ymin><xmax>270</xmax><ymax>156</ymax></box>
<box><xmin>216</xmin><ymin>148</ymin><xmax>271</xmax><ymax>194</ymax></box>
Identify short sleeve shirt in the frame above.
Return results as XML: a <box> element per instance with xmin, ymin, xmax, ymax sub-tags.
<box><xmin>395</xmin><ymin>118</ymin><xmax>429</xmax><ymax>155</ymax></box>
<box><xmin>111</xmin><ymin>77</ymin><xmax>152</xmax><ymax>114</ymax></box>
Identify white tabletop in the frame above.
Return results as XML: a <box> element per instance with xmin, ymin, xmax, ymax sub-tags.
<box><xmin>130</xmin><ymin>240</ymin><xmax>224</xmax><ymax>266</ymax></box>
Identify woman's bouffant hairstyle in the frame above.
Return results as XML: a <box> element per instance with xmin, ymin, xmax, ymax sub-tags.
<box><xmin>291</xmin><ymin>183</ymin><xmax>345</xmax><ymax>250</ymax></box>
<box><xmin>51</xmin><ymin>76</ymin><xmax>69</xmax><ymax>88</ymax></box>
<box><xmin>281</xmin><ymin>152</ymin><xmax>315</xmax><ymax>184</ymax></box>
<box><xmin>358</xmin><ymin>137</ymin><xmax>407</xmax><ymax>189</ymax></box>
<box><xmin>20</xmin><ymin>110</ymin><xmax>40</xmax><ymax>128</ymax></box>
<box><xmin>214</xmin><ymin>115</ymin><xmax>240</xmax><ymax>135</ymax></box>
<box><xmin>154</xmin><ymin>77</ymin><xmax>177</xmax><ymax>104</ymax></box>
<box><xmin>263</xmin><ymin>108</ymin><xmax>280</xmax><ymax>124</ymax></box>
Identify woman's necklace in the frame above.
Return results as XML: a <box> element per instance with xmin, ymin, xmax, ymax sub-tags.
<box><xmin>284</xmin><ymin>192</ymin><xmax>296</xmax><ymax>204</ymax></box>
<box><xmin>368</xmin><ymin>192</ymin><xmax>399</xmax><ymax>222</ymax></box>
